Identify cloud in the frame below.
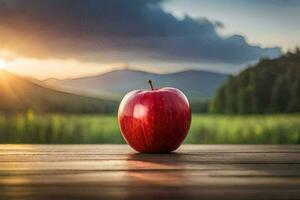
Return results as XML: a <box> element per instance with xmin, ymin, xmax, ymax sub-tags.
<box><xmin>0</xmin><ymin>0</ymin><xmax>281</xmax><ymax>66</ymax></box>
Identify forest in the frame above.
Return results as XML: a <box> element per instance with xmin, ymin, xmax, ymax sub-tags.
<box><xmin>210</xmin><ymin>49</ymin><xmax>300</xmax><ymax>114</ymax></box>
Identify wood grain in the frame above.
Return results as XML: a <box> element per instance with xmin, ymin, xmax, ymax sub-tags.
<box><xmin>0</xmin><ymin>145</ymin><xmax>299</xmax><ymax>200</ymax></box>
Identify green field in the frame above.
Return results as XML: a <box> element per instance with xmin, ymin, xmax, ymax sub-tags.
<box><xmin>0</xmin><ymin>113</ymin><xmax>299</xmax><ymax>144</ymax></box>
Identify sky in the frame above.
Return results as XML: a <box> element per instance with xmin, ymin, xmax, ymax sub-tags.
<box><xmin>0</xmin><ymin>0</ymin><xmax>299</xmax><ymax>79</ymax></box>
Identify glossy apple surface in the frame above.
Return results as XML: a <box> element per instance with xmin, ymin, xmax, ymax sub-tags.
<box><xmin>118</xmin><ymin>87</ymin><xmax>191</xmax><ymax>153</ymax></box>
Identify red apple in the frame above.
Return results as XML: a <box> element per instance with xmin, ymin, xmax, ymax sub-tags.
<box><xmin>118</xmin><ymin>80</ymin><xmax>191</xmax><ymax>153</ymax></box>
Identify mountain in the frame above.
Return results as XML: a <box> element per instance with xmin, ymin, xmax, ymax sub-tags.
<box><xmin>44</xmin><ymin>69</ymin><xmax>228</xmax><ymax>100</ymax></box>
<box><xmin>210</xmin><ymin>50</ymin><xmax>300</xmax><ymax>114</ymax></box>
<box><xmin>0</xmin><ymin>70</ymin><xmax>117</xmax><ymax>113</ymax></box>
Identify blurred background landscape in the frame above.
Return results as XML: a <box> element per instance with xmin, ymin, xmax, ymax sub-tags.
<box><xmin>0</xmin><ymin>0</ymin><xmax>299</xmax><ymax>144</ymax></box>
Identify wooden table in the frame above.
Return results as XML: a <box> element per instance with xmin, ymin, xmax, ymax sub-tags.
<box><xmin>0</xmin><ymin>145</ymin><xmax>299</xmax><ymax>200</ymax></box>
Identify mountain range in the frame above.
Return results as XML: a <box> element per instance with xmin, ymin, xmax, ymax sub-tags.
<box><xmin>0</xmin><ymin>70</ymin><xmax>117</xmax><ymax>113</ymax></box>
<box><xmin>44</xmin><ymin>69</ymin><xmax>228</xmax><ymax>100</ymax></box>
<box><xmin>0</xmin><ymin>68</ymin><xmax>228</xmax><ymax>113</ymax></box>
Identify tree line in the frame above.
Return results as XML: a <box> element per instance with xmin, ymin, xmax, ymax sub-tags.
<box><xmin>210</xmin><ymin>49</ymin><xmax>300</xmax><ymax>114</ymax></box>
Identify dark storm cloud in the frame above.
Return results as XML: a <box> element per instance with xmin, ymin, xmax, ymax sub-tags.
<box><xmin>0</xmin><ymin>0</ymin><xmax>281</xmax><ymax>64</ymax></box>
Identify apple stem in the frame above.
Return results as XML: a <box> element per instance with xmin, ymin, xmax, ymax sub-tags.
<box><xmin>148</xmin><ymin>80</ymin><xmax>154</xmax><ymax>90</ymax></box>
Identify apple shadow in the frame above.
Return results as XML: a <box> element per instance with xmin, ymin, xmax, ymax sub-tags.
<box><xmin>122</xmin><ymin>152</ymin><xmax>196</xmax><ymax>199</ymax></box>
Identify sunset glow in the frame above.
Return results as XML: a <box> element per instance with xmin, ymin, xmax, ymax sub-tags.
<box><xmin>5</xmin><ymin>58</ymin><xmax>126</xmax><ymax>79</ymax></box>
<box><xmin>0</xmin><ymin>59</ymin><xmax>5</xmax><ymax>69</ymax></box>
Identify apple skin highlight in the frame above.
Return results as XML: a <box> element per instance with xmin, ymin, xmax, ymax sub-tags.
<box><xmin>118</xmin><ymin>86</ymin><xmax>191</xmax><ymax>153</ymax></box>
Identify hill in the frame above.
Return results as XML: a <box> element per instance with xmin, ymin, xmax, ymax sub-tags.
<box><xmin>210</xmin><ymin>50</ymin><xmax>300</xmax><ymax>114</ymax></box>
<box><xmin>44</xmin><ymin>69</ymin><xmax>228</xmax><ymax>100</ymax></box>
<box><xmin>0</xmin><ymin>70</ymin><xmax>117</xmax><ymax>113</ymax></box>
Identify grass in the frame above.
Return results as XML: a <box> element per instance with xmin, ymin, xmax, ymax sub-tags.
<box><xmin>0</xmin><ymin>113</ymin><xmax>299</xmax><ymax>144</ymax></box>
<box><xmin>186</xmin><ymin>115</ymin><xmax>300</xmax><ymax>144</ymax></box>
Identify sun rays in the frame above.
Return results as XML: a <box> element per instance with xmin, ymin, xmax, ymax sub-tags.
<box><xmin>0</xmin><ymin>59</ymin><xmax>5</xmax><ymax>70</ymax></box>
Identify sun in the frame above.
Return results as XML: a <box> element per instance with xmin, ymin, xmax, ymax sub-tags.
<box><xmin>0</xmin><ymin>59</ymin><xmax>5</xmax><ymax>69</ymax></box>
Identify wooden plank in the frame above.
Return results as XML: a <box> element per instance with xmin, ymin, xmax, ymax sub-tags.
<box><xmin>0</xmin><ymin>145</ymin><xmax>299</xmax><ymax>200</ymax></box>
<box><xmin>1</xmin><ymin>144</ymin><xmax>300</xmax><ymax>152</ymax></box>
